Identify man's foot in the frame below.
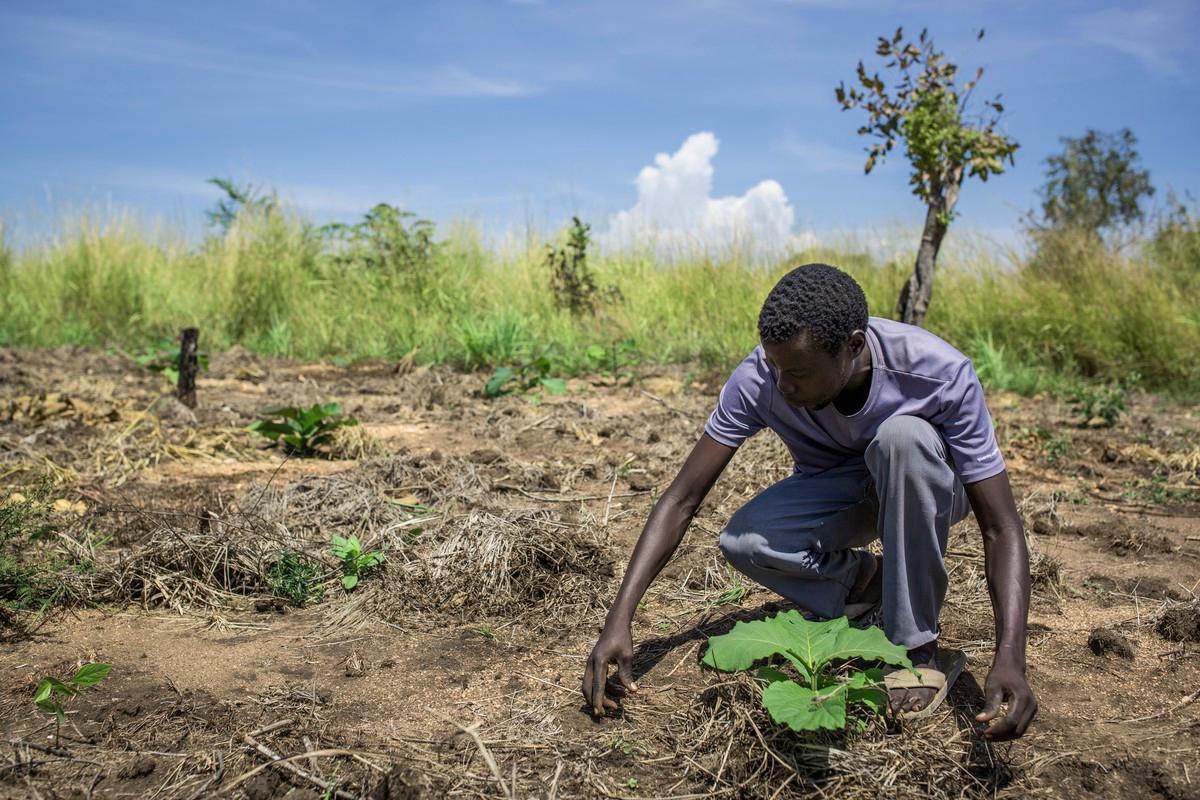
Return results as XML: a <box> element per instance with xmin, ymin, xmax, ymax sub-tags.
<box><xmin>888</xmin><ymin>641</ymin><xmax>939</xmax><ymax>715</ymax></box>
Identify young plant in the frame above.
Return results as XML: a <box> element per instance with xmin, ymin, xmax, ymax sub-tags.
<box><xmin>585</xmin><ymin>338</ymin><xmax>640</xmax><ymax>381</ymax></box>
<box><xmin>546</xmin><ymin>216</ymin><xmax>601</xmax><ymax>314</ymax></box>
<box><xmin>484</xmin><ymin>357</ymin><xmax>568</xmax><ymax>399</ymax></box>
<box><xmin>330</xmin><ymin>534</ymin><xmax>385</xmax><ymax>590</ymax></box>
<box><xmin>265</xmin><ymin>551</ymin><xmax>325</xmax><ymax>606</ymax></box>
<box><xmin>34</xmin><ymin>662</ymin><xmax>112</xmax><ymax>746</ymax></box>
<box><xmin>248</xmin><ymin>402</ymin><xmax>359</xmax><ymax>456</ymax></box>
<box><xmin>1070</xmin><ymin>372</ymin><xmax>1139</xmax><ymax>428</ymax></box>
<box><xmin>702</xmin><ymin>611</ymin><xmax>911</xmax><ymax>732</ymax></box>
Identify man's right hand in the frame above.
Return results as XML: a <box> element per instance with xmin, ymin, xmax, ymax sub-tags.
<box><xmin>582</xmin><ymin>623</ymin><xmax>638</xmax><ymax>717</ymax></box>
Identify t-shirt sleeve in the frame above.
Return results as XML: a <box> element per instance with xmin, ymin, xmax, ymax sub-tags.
<box><xmin>703</xmin><ymin>354</ymin><xmax>767</xmax><ymax>449</ymax></box>
<box><xmin>933</xmin><ymin>360</ymin><xmax>1007</xmax><ymax>483</ymax></box>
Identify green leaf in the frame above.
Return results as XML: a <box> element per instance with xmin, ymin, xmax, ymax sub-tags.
<box><xmin>247</xmin><ymin>421</ymin><xmax>293</xmax><ymax>437</ymax></box>
<box><xmin>342</xmin><ymin>574</ymin><xmax>359</xmax><ymax>590</ymax></box>
<box><xmin>761</xmin><ymin>680</ymin><xmax>847</xmax><ymax>732</ymax></box>
<box><xmin>845</xmin><ymin>668</ymin><xmax>888</xmax><ymax>715</ymax></box>
<box><xmin>485</xmin><ymin>367</ymin><xmax>515</xmax><ymax>398</ymax></box>
<box><xmin>33</xmin><ymin>679</ymin><xmax>54</xmax><ymax>704</ymax></box>
<box><xmin>757</xmin><ymin>665</ymin><xmax>791</xmax><ymax>684</ymax></box>
<box><xmin>71</xmin><ymin>662</ymin><xmax>112</xmax><ymax>687</ymax></box>
<box><xmin>43</xmin><ymin>677</ymin><xmax>77</xmax><ymax>697</ymax></box>
<box><xmin>36</xmin><ymin>698</ymin><xmax>61</xmax><ymax>715</ymax></box>
<box><xmin>539</xmin><ymin>377</ymin><xmax>567</xmax><ymax>396</ymax></box>
<box><xmin>330</xmin><ymin>534</ymin><xmax>358</xmax><ymax>560</ymax></box>
<box><xmin>828</xmin><ymin>625</ymin><xmax>913</xmax><ymax>669</ymax></box>
<box><xmin>702</xmin><ymin>610</ymin><xmax>845</xmax><ymax>679</ymax></box>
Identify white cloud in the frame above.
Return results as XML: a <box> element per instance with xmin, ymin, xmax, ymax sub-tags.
<box><xmin>601</xmin><ymin>132</ymin><xmax>810</xmax><ymax>263</ymax></box>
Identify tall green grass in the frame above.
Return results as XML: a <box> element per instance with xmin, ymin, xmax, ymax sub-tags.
<box><xmin>1</xmin><ymin>211</ymin><xmax>1197</xmax><ymax>398</ymax></box>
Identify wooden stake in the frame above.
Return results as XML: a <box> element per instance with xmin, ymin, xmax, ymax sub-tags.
<box><xmin>177</xmin><ymin>328</ymin><xmax>199</xmax><ymax>409</ymax></box>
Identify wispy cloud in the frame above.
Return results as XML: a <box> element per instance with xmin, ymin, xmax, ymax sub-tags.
<box><xmin>104</xmin><ymin>166</ymin><xmax>396</xmax><ymax>216</ymax></box>
<box><xmin>8</xmin><ymin>12</ymin><xmax>539</xmax><ymax>102</ymax></box>
<box><xmin>776</xmin><ymin>135</ymin><xmax>864</xmax><ymax>174</ymax></box>
<box><xmin>1072</xmin><ymin>5</ymin><xmax>1189</xmax><ymax>78</ymax></box>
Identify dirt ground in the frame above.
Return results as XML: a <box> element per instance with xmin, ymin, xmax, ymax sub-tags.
<box><xmin>1</xmin><ymin>345</ymin><xmax>1197</xmax><ymax>799</ymax></box>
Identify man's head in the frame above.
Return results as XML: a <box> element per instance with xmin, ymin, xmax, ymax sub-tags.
<box><xmin>758</xmin><ymin>263</ymin><xmax>869</xmax><ymax>411</ymax></box>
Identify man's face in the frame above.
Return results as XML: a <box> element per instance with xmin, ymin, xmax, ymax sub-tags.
<box><xmin>762</xmin><ymin>333</ymin><xmax>855</xmax><ymax>412</ymax></box>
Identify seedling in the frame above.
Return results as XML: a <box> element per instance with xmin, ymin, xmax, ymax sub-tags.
<box><xmin>702</xmin><ymin>611</ymin><xmax>911</xmax><ymax>732</ymax></box>
<box><xmin>585</xmin><ymin>338</ymin><xmax>640</xmax><ymax>380</ymax></box>
<box><xmin>473</xmin><ymin>624</ymin><xmax>495</xmax><ymax>639</ymax></box>
<box><xmin>265</xmin><ymin>551</ymin><xmax>325</xmax><ymax>606</ymax></box>
<box><xmin>33</xmin><ymin>662</ymin><xmax>111</xmax><ymax>746</ymax></box>
<box><xmin>484</xmin><ymin>357</ymin><xmax>568</xmax><ymax>399</ymax></box>
<box><xmin>248</xmin><ymin>403</ymin><xmax>359</xmax><ymax>456</ymax></box>
<box><xmin>1070</xmin><ymin>372</ymin><xmax>1140</xmax><ymax>428</ymax></box>
<box><xmin>330</xmin><ymin>534</ymin><xmax>385</xmax><ymax>590</ymax></box>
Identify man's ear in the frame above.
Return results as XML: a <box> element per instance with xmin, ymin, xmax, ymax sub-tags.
<box><xmin>847</xmin><ymin>330</ymin><xmax>867</xmax><ymax>357</ymax></box>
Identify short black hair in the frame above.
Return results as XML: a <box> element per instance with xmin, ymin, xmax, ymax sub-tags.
<box><xmin>757</xmin><ymin>263</ymin><xmax>868</xmax><ymax>355</ymax></box>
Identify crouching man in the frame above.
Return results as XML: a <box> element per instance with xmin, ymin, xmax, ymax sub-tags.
<box><xmin>582</xmin><ymin>263</ymin><xmax>1037</xmax><ymax>739</ymax></box>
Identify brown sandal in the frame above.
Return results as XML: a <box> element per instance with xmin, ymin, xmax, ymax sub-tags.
<box><xmin>883</xmin><ymin>648</ymin><xmax>967</xmax><ymax>720</ymax></box>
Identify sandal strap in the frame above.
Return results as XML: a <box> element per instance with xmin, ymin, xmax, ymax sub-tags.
<box><xmin>883</xmin><ymin>667</ymin><xmax>947</xmax><ymax>691</ymax></box>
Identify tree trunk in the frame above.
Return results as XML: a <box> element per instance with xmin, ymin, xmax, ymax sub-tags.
<box><xmin>896</xmin><ymin>173</ymin><xmax>962</xmax><ymax>327</ymax></box>
<box><xmin>177</xmin><ymin>328</ymin><xmax>199</xmax><ymax>409</ymax></box>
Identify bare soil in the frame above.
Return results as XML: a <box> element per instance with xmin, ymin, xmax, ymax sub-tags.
<box><xmin>1</xmin><ymin>345</ymin><xmax>1197</xmax><ymax>799</ymax></box>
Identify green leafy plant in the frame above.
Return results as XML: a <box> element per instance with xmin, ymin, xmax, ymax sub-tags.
<box><xmin>248</xmin><ymin>403</ymin><xmax>359</xmax><ymax>456</ymax></box>
<box><xmin>34</xmin><ymin>662</ymin><xmax>112</xmax><ymax>745</ymax></box>
<box><xmin>1036</xmin><ymin>427</ymin><xmax>1071</xmax><ymax>464</ymax></box>
<box><xmin>585</xmin><ymin>338</ymin><xmax>640</xmax><ymax>381</ymax></box>
<box><xmin>1070</xmin><ymin>372</ymin><xmax>1139</xmax><ymax>427</ymax></box>
<box><xmin>702</xmin><ymin>611</ymin><xmax>911</xmax><ymax>732</ymax></box>
<box><xmin>131</xmin><ymin>339</ymin><xmax>209</xmax><ymax>385</ymax></box>
<box><xmin>0</xmin><ymin>486</ymin><xmax>74</xmax><ymax>622</ymax></box>
<box><xmin>206</xmin><ymin>177</ymin><xmax>277</xmax><ymax>232</ymax></box>
<box><xmin>330</xmin><ymin>534</ymin><xmax>385</xmax><ymax>590</ymax></box>
<box><xmin>265</xmin><ymin>551</ymin><xmax>325</xmax><ymax>606</ymax></box>
<box><xmin>546</xmin><ymin>216</ymin><xmax>613</xmax><ymax>314</ymax></box>
<box><xmin>484</xmin><ymin>357</ymin><xmax>568</xmax><ymax>399</ymax></box>
<box><xmin>321</xmin><ymin>203</ymin><xmax>438</xmax><ymax>281</ymax></box>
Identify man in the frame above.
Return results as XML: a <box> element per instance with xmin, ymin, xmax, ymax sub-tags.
<box><xmin>582</xmin><ymin>263</ymin><xmax>1037</xmax><ymax>739</ymax></box>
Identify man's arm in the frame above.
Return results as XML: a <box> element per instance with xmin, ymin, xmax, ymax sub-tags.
<box><xmin>582</xmin><ymin>433</ymin><xmax>736</xmax><ymax>716</ymax></box>
<box><xmin>963</xmin><ymin>469</ymin><xmax>1038</xmax><ymax>740</ymax></box>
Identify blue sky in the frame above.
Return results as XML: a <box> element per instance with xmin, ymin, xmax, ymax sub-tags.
<box><xmin>1</xmin><ymin>0</ymin><xmax>1197</xmax><ymax>252</ymax></box>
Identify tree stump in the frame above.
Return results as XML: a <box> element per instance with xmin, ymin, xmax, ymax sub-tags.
<box><xmin>177</xmin><ymin>328</ymin><xmax>200</xmax><ymax>409</ymax></box>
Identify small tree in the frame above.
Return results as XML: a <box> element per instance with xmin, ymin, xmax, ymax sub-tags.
<box><xmin>321</xmin><ymin>203</ymin><xmax>438</xmax><ymax>276</ymax></box>
<box><xmin>837</xmin><ymin>28</ymin><xmax>1018</xmax><ymax>326</ymax></box>
<box><xmin>205</xmin><ymin>177</ymin><xmax>277</xmax><ymax>232</ymax></box>
<box><xmin>546</xmin><ymin>216</ymin><xmax>600</xmax><ymax>314</ymax></box>
<box><xmin>1032</xmin><ymin>128</ymin><xmax>1154</xmax><ymax>240</ymax></box>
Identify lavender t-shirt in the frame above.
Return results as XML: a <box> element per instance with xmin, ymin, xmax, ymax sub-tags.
<box><xmin>704</xmin><ymin>317</ymin><xmax>1006</xmax><ymax>484</ymax></box>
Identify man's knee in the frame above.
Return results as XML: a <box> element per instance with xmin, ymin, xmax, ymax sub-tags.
<box><xmin>718</xmin><ymin>527</ymin><xmax>755</xmax><ymax>570</ymax></box>
<box><xmin>867</xmin><ymin>415</ymin><xmax>943</xmax><ymax>464</ymax></box>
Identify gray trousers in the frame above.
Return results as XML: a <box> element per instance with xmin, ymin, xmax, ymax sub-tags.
<box><xmin>718</xmin><ymin>415</ymin><xmax>971</xmax><ymax>650</ymax></box>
